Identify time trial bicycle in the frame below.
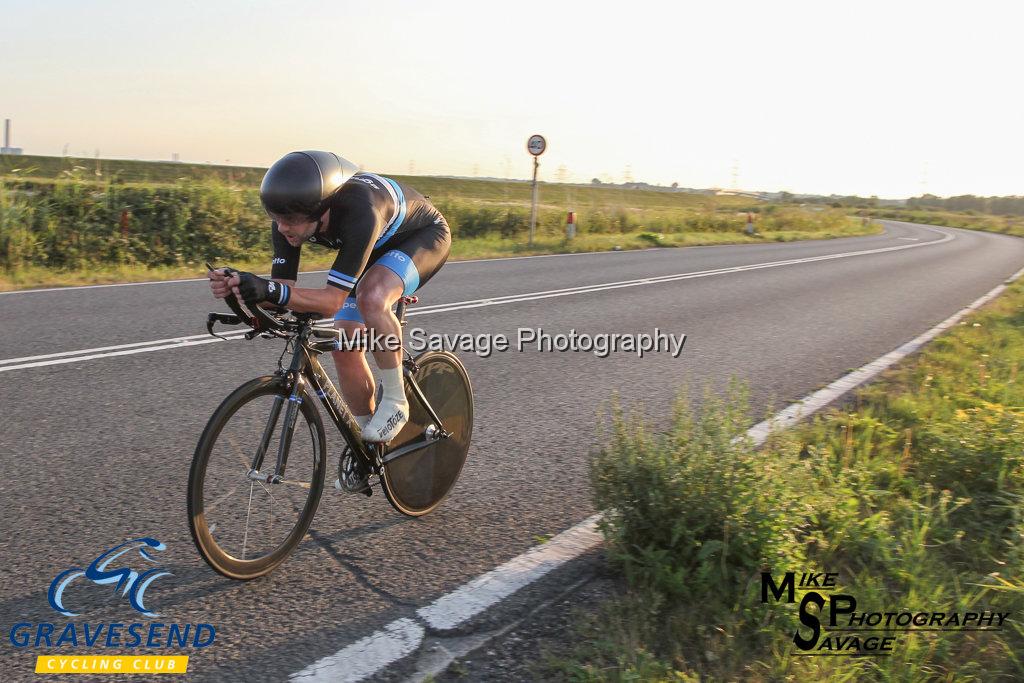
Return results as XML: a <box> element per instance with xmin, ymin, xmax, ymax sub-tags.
<box><xmin>187</xmin><ymin>266</ymin><xmax>473</xmax><ymax>580</ymax></box>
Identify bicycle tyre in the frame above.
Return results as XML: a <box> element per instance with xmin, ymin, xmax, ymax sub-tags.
<box><xmin>381</xmin><ymin>351</ymin><xmax>474</xmax><ymax>516</ymax></box>
<box><xmin>188</xmin><ymin>375</ymin><xmax>327</xmax><ymax>580</ymax></box>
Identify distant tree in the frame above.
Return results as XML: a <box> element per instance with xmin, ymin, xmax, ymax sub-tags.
<box><xmin>671</xmin><ymin>182</ymin><xmax>678</xmax><ymax>189</ymax></box>
<box><xmin>591</xmin><ymin>178</ymin><xmax>602</xmax><ymax>185</ymax></box>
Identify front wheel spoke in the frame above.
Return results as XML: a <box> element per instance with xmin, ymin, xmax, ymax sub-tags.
<box><xmin>242</xmin><ymin>482</ymin><xmax>254</xmax><ymax>560</ymax></box>
<box><xmin>205</xmin><ymin>478</ymin><xmax>248</xmax><ymax>515</ymax></box>
<box><xmin>258</xmin><ymin>479</ymin><xmax>306</xmax><ymax>516</ymax></box>
<box><xmin>226</xmin><ymin>433</ymin><xmax>259</xmax><ymax>472</ymax></box>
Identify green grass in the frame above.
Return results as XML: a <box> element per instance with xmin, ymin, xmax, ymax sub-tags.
<box><xmin>1</xmin><ymin>153</ymin><xmax>747</xmax><ymax>210</ymax></box>
<box><xmin>0</xmin><ymin>154</ymin><xmax>267</xmax><ymax>186</ymax></box>
<box><xmin>0</xmin><ymin>218</ymin><xmax>878</xmax><ymax>291</ymax></box>
<box><xmin>0</xmin><ymin>160</ymin><xmax>878</xmax><ymax>289</ymax></box>
<box><xmin>861</xmin><ymin>207</ymin><xmax>1024</xmax><ymax>239</ymax></box>
<box><xmin>558</xmin><ymin>279</ymin><xmax>1024</xmax><ymax>681</ymax></box>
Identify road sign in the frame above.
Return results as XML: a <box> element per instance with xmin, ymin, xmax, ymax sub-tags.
<box><xmin>526</xmin><ymin>135</ymin><xmax>546</xmax><ymax>244</ymax></box>
<box><xmin>527</xmin><ymin>135</ymin><xmax>546</xmax><ymax>157</ymax></box>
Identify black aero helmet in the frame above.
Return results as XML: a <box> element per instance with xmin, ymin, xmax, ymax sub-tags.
<box><xmin>260</xmin><ymin>151</ymin><xmax>359</xmax><ymax>219</ymax></box>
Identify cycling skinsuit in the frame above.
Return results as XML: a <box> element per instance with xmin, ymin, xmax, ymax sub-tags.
<box><xmin>269</xmin><ymin>173</ymin><xmax>451</xmax><ymax>323</ymax></box>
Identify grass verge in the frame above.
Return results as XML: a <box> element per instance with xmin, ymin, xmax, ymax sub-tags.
<box><xmin>861</xmin><ymin>207</ymin><xmax>1024</xmax><ymax>239</ymax></box>
<box><xmin>551</xmin><ymin>278</ymin><xmax>1024</xmax><ymax>681</ymax></box>
<box><xmin>0</xmin><ymin>219</ymin><xmax>878</xmax><ymax>291</ymax></box>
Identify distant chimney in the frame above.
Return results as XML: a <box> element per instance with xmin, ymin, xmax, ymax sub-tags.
<box><xmin>3</xmin><ymin>119</ymin><xmax>9</xmax><ymax>149</ymax></box>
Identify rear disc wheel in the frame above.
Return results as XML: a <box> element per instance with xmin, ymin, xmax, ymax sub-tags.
<box><xmin>381</xmin><ymin>351</ymin><xmax>473</xmax><ymax>516</ymax></box>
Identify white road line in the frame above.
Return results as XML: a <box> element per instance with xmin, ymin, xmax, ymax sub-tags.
<box><xmin>290</xmin><ymin>618</ymin><xmax>424</xmax><ymax>683</ymax></box>
<box><xmin>0</xmin><ymin>336</ymin><xmax>235</xmax><ymax>371</ymax></box>
<box><xmin>289</xmin><ymin>261</ymin><xmax>1024</xmax><ymax>683</ymax></box>
<box><xmin>0</xmin><ymin>228</ymin><xmax>954</xmax><ymax>374</ymax></box>
<box><xmin>745</xmin><ymin>263</ymin><xmax>1024</xmax><ymax>443</ymax></box>
<box><xmin>0</xmin><ymin>220</ymin><xmax>905</xmax><ymax>297</ymax></box>
<box><xmin>416</xmin><ymin>515</ymin><xmax>604</xmax><ymax>631</ymax></box>
<box><xmin>0</xmin><ymin>331</ymin><xmax>242</xmax><ymax>366</ymax></box>
<box><xmin>289</xmin><ymin>519</ymin><xmax>603</xmax><ymax>681</ymax></box>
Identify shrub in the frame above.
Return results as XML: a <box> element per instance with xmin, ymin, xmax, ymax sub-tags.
<box><xmin>591</xmin><ymin>382</ymin><xmax>806</xmax><ymax>604</ymax></box>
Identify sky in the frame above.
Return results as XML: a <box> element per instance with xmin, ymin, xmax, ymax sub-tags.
<box><xmin>2</xmin><ymin>0</ymin><xmax>1022</xmax><ymax>198</ymax></box>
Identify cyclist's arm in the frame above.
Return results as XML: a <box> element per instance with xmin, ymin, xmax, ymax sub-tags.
<box><xmin>267</xmin><ymin>191</ymin><xmax>383</xmax><ymax>317</ymax></box>
<box><xmin>264</xmin><ymin>221</ymin><xmax>311</xmax><ymax>308</ymax></box>
<box><xmin>270</xmin><ymin>221</ymin><xmax>300</xmax><ymax>286</ymax></box>
<box><xmin>276</xmin><ymin>285</ymin><xmax>348</xmax><ymax>317</ymax></box>
<box><xmin>284</xmin><ymin>198</ymin><xmax>383</xmax><ymax>316</ymax></box>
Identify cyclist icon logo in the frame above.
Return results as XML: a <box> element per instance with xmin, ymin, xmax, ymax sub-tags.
<box><xmin>47</xmin><ymin>538</ymin><xmax>172</xmax><ymax>618</ymax></box>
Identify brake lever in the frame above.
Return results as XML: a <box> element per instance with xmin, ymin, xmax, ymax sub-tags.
<box><xmin>207</xmin><ymin>315</ymin><xmax>229</xmax><ymax>341</ymax></box>
<box><xmin>206</xmin><ymin>312</ymin><xmax>243</xmax><ymax>340</ymax></box>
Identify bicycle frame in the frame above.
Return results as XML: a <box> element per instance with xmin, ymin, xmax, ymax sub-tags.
<box><xmin>213</xmin><ymin>295</ymin><xmax>452</xmax><ymax>489</ymax></box>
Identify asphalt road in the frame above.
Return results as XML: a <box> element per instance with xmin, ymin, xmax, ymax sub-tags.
<box><xmin>1</xmin><ymin>221</ymin><xmax>1022</xmax><ymax>681</ymax></box>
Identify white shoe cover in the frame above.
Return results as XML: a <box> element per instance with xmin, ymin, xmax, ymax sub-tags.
<box><xmin>362</xmin><ymin>398</ymin><xmax>410</xmax><ymax>443</ymax></box>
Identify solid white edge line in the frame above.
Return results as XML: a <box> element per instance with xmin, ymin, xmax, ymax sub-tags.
<box><xmin>415</xmin><ymin>514</ymin><xmax>604</xmax><ymax>631</ymax></box>
<box><xmin>288</xmin><ymin>260</ymin><xmax>1024</xmax><ymax>683</ymax></box>
<box><xmin>745</xmin><ymin>262</ymin><xmax>1024</xmax><ymax>444</ymax></box>
<box><xmin>0</xmin><ymin>228</ymin><xmax>955</xmax><ymax>373</ymax></box>
<box><xmin>289</xmin><ymin>618</ymin><xmax>424</xmax><ymax>683</ymax></box>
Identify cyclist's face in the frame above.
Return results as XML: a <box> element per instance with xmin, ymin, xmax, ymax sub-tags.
<box><xmin>274</xmin><ymin>215</ymin><xmax>318</xmax><ymax>246</ymax></box>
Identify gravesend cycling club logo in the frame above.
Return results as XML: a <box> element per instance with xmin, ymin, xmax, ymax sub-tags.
<box><xmin>762</xmin><ymin>570</ymin><xmax>1010</xmax><ymax>656</ymax></box>
<box><xmin>48</xmin><ymin>538</ymin><xmax>171</xmax><ymax>618</ymax></box>
<box><xmin>9</xmin><ymin>537</ymin><xmax>215</xmax><ymax>675</ymax></box>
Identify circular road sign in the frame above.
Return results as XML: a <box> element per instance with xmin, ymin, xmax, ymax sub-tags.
<box><xmin>527</xmin><ymin>134</ymin><xmax>546</xmax><ymax>156</ymax></box>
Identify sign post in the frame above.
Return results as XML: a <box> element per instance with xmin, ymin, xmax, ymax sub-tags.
<box><xmin>527</xmin><ymin>134</ymin><xmax>546</xmax><ymax>245</ymax></box>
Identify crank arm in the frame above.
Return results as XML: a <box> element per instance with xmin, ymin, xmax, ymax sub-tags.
<box><xmin>381</xmin><ymin>429</ymin><xmax>448</xmax><ymax>465</ymax></box>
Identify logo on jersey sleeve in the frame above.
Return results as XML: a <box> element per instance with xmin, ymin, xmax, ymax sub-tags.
<box><xmin>351</xmin><ymin>176</ymin><xmax>379</xmax><ymax>190</ymax></box>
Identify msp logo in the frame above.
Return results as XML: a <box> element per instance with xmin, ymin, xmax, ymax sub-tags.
<box><xmin>48</xmin><ymin>538</ymin><xmax>171</xmax><ymax>618</ymax></box>
<box><xmin>762</xmin><ymin>570</ymin><xmax>1010</xmax><ymax>656</ymax></box>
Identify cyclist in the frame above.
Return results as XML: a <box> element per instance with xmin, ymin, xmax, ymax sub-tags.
<box><xmin>208</xmin><ymin>150</ymin><xmax>451</xmax><ymax>444</ymax></box>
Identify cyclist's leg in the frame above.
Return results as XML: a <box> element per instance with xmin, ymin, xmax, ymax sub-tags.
<box><xmin>360</xmin><ymin>223</ymin><xmax>451</xmax><ymax>442</ymax></box>
<box><xmin>331</xmin><ymin>294</ymin><xmax>375</xmax><ymax>426</ymax></box>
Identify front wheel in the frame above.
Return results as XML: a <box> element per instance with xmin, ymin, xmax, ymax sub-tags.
<box><xmin>381</xmin><ymin>351</ymin><xmax>474</xmax><ymax>516</ymax></box>
<box><xmin>188</xmin><ymin>376</ymin><xmax>327</xmax><ymax>580</ymax></box>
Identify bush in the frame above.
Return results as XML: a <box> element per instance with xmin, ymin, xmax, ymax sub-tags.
<box><xmin>591</xmin><ymin>382</ymin><xmax>805</xmax><ymax>604</ymax></box>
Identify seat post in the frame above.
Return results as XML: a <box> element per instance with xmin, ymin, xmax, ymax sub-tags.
<box><xmin>395</xmin><ymin>295</ymin><xmax>418</xmax><ymax>327</ymax></box>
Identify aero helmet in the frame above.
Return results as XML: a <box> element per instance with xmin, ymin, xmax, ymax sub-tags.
<box><xmin>259</xmin><ymin>151</ymin><xmax>358</xmax><ymax>219</ymax></box>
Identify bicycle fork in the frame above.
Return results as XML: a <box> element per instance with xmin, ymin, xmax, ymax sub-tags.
<box><xmin>246</xmin><ymin>379</ymin><xmax>304</xmax><ymax>485</ymax></box>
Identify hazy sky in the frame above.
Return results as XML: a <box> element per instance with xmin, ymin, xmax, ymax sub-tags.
<box><xmin>3</xmin><ymin>1</ymin><xmax>1022</xmax><ymax>197</ymax></box>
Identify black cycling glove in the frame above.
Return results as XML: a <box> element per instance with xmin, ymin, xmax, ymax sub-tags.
<box><xmin>235</xmin><ymin>271</ymin><xmax>291</xmax><ymax>307</ymax></box>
